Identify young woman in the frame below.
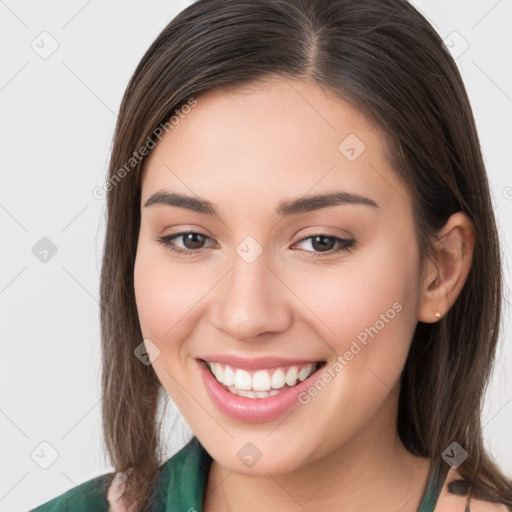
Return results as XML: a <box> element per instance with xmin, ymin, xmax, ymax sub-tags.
<box><xmin>30</xmin><ymin>0</ymin><xmax>512</xmax><ymax>511</ymax></box>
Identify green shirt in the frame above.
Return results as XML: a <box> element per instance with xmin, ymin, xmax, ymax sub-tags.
<box><xmin>29</xmin><ymin>436</ymin><xmax>444</xmax><ymax>512</ymax></box>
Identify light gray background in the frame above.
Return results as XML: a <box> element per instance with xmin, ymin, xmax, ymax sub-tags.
<box><xmin>1</xmin><ymin>1</ymin><xmax>511</xmax><ymax>511</ymax></box>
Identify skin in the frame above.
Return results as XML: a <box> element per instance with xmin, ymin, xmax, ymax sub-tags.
<box><xmin>132</xmin><ymin>76</ymin><xmax>480</xmax><ymax>511</ymax></box>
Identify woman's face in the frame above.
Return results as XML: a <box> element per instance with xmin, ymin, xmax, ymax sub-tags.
<box><xmin>134</xmin><ymin>77</ymin><xmax>425</xmax><ymax>474</ymax></box>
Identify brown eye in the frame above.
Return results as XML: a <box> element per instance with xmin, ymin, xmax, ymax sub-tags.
<box><xmin>293</xmin><ymin>234</ymin><xmax>356</xmax><ymax>257</ymax></box>
<box><xmin>180</xmin><ymin>233</ymin><xmax>208</xmax><ymax>250</ymax></box>
<box><xmin>156</xmin><ymin>231</ymin><xmax>215</xmax><ymax>255</ymax></box>
<box><xmin>310</xmin><ymin>235</ymin><xmax>337</xmax><ymax>252</ymax></box>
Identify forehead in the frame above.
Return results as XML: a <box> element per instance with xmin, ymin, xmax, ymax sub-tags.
<box><xmin>140</xmin><ymin>77</ymin><xmax>408</xmax><ymax>213</ymax></box>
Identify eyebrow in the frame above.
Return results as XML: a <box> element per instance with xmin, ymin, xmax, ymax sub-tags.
<box><xmin>143</xmin><ymin>190</ymin><xmax>379</xmax><ymax>217</ymax></box>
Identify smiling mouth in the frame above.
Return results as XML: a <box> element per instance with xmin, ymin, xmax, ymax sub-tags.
<box><xmin>201</xmin><ymin>359</ymin><xmax>327</xmax><ymax>399</ymax></box>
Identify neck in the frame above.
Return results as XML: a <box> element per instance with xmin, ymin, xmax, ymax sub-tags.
<box><xmin>203</xmin><ymin>393</ymin><xmax>431</xmax><ymax>512</ymax></box>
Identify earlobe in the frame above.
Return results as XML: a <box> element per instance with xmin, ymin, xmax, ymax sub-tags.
<box><xmin>417</xmin><ymin>212</ymin><xmax>475</xmax><ymax>323</ymax></box>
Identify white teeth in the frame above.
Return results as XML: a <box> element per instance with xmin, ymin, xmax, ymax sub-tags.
<box><xmin>227</xmin><ymin>385</ymin><xmax>283</xmax><ymax>399</ymax></box>
<box><xmin>234</xmin><ymin>369</ymin><xmax>252</xmax><ymax>390</ymax></box>
<box><xmin>226</xmin><ymin>385</ymin><xmax>239</xmax><ymax>395</ymax></box>
<box><xmin>238</xmin><ymin>389</ymin><xmax>255</xmax><ymax>398</ymax></box>
<box><xmin>253</xmin><ymin>370</ymin><xmax>272</xmax><ymax>391</ymax></box>
<box><xmin>206</xmin><ymin>360</ymin><xmax>319</xmax><ymax>397</ymax></box>
<box><xmin>211</xmin><ymin>362</ymin><xmax>222</xmax><ymax>381</ymax></box>
<box><xmin>271</xmin><ymin>368</ymin><xmax>285</xmax><ymax>389</ymax></box>
<box><xmin>223</xmin><ymin>365</ymin><xmax>235</xmax><ymax>386</ymax></box>
<box><xmin>298</xmin><ymin>364</ymin><xmax>314</xmax><ymax>381</ymax></box>
<box><xmin>285</xmin><ymin>366</ymin><xmax>298</xmax><ymax>386</ymax></box>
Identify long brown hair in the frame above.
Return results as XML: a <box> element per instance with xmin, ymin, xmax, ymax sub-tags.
<box><xmin>99</xmin><ymin>0</ymin><xmax>512</xmax><ymax>509</ymax></box>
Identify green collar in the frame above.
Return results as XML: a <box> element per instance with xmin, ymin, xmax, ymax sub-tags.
<box><xmin>157</xmin><ymin>435</ymin><xmax>213</xmax><ymax>511</ymax></box>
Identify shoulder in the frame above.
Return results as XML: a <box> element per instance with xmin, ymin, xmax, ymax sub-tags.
<box><xmin>27</xmin><ymin>436</ymin><xmax>210</xmax><ymax>512</ymax></box>
<box><xmin>27</xmin><ymin>472</ymin><xmax>113</xmax><ymax>512</ymax></box>
<box><xmin>434</xmin><ymin>469</ymin><xmax>511</xmax><ymax>512</ymax></box>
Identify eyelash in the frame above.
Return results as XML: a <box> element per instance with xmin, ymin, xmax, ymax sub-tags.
<box><xmin>155</xmin><ymin>231</ymin><xmax>356</xmax><ymax>258</ymax></box>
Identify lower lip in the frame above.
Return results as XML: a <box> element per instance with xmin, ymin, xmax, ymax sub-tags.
<box><xmin>197</xmin><ymin>359</ymin><xmax>325</xmax><ymax>423</ymax></box>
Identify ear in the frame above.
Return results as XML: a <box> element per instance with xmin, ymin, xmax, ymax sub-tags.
<box><xmin>418</xmin><ymin>212</ymin><xmax>475</xmax><ymax>323</ymax></box>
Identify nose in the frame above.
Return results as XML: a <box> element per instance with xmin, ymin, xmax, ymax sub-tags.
<box><xmin>209</xmin><ymin>250</ymin><xmax>293</xmax><ymax>341</ymax></box>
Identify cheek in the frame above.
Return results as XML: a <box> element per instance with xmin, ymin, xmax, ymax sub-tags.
<box><xmin>133</xmin><ymin>240</ymin><xmax>214</xmax><ymax>350</ymax></box>
<box><xmin>133</xmin><ymin>256</ymin><xmax>171</xmax><ymax>341</ymax></box>
<box><xmin>283</xmin><ymin>239</ymin><xmax>420</xmax><ymax>443</ymax></box>
<box><xmin>285</xmin><ymin>234</ymin><xmax>420</xmax><ymax>362</ymax></box>
<box><xmin>133</xmin><ymin>241</ymin><xmax>213</xmax><ymax>407</ymax></box>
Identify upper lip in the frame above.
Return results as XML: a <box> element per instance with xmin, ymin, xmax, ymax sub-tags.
<box><xmin>198</xmin><ymin>354</ymin><xmax>324</xmax><ymax>371</ymax></box>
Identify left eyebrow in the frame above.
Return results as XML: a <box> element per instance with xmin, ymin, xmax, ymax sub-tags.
<box><xmin>276</xmin><ymin>191</ymin><xmax>379</xmax><ymax>215</ymax></box>
<box><xmin>143</xmin><ymin>190</ymin><xmax>379</xmax><ymax>218</ymax></box>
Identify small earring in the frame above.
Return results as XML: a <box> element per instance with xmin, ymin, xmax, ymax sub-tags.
<box><xmin>434</xmin><ymin>310</ymin><xmax>441</xmax><ymax>319</ymax></box>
